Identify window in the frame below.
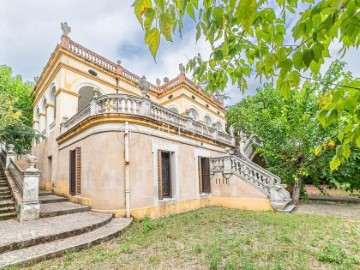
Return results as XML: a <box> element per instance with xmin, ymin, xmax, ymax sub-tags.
<box><xmin>199</xmin><ymin>157</ymin><xmax>211</xmax><ymax>193</ymax></box>
<box><xmin>188</xmin><ymin>108</ymin><xmax>199</xmax><ymax>120</ymax></box>
<box><xmin>158</xmin><ymin>151</ymin><xmax>172</xmax><ymax>199</ymax></box>
<box><xmin>216</xmin><ymin>121</ymin><xmax>223</xmax><ymax>132</ymax></box>
<box><xmin>168</xmin><ymin>106</ymin><xmax>179</xmax><ymax>114</ymax></box>
<box><xmin>204</xmin><ymin>115</ymin><xmax>212</xmax><ymax>126</ymax></box>
<box><xmin>69</xmin><ymin>147</ymin><xmax>81</xmax><ymax>195</ymax></box>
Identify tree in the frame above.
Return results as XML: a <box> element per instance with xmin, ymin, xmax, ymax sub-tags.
<box><xmin>227</xmin><ymin>69</ymin><xmax>360</xmax><ymax>198</ymax></box>
<box><xmin>0</xmin><ymin>65</ymin><xmax>40</xmax><ymax>154</ymax></box>
<box><xmin>132</xmin><ymin>0</ymin><xmax>360</xmax><ymax>166</ymax></box>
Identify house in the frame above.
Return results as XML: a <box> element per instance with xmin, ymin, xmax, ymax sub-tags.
<box><xmin>30</xmin><ymin>27</ymin><xmax>292</xmax><ymax>220</ymax></box>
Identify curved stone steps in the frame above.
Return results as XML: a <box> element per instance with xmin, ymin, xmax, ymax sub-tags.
<box><xmin>0</xmin><ymin>211</ymin><xmax>113</xmax><ymax>253</ymax></box>
<box><xmin>40</xmin><ymin>201</ymin><xmax>91</xmax><ymax>218</ymax></box>
<box><xmin>0</xmin><ymin>217</ymin><xmax>132</xmax><ymax>268</ymax></box>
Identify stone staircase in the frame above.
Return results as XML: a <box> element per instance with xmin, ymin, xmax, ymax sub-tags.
<box><xmin>0</xmin><ymin>168</ymin><xmax>16</xmax><ymax>221</ymax></box>
<box><xmin>0</xmin><ymin>190</ymin><xmax>132</xmax><ymax>268</ymax></box>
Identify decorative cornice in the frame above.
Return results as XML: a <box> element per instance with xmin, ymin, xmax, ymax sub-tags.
<box><xmin>45</xmin><ymin>103</ymin><xmax>54</xmax><ymax>108</ymax></box>
<box><xmin>39</xmin><ymin>112</ymin><xmax>46</xmax><ymax>117</ymax></box>
<box><xmin>55</xmin><ymin>88</ymin><xmax>80</xmax><ymax>97</ymax></box>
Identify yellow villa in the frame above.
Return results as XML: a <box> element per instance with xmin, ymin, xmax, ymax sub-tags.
<box><xmin>28</xmin><ymin>27</ymin><xmax>292</xmax><ymax>220</ymax></box>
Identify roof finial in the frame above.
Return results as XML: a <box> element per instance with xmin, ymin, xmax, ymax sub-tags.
<box><xmin>61</xmin><ymin>22</ymin><xmax>71</xmax><ymax>37</ymax></box>
<box><xmin>179</xmin><ymin>63</ymin><xmax>185</xmax><ymax>74</ymax></box>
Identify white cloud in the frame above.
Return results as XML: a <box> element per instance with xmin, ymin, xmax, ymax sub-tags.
<box><xmin>0</xmin><ymin>0</ymin><xmax>359</xmax><ymax>107</ymax></box>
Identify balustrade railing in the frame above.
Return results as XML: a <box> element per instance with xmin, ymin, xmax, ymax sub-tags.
<box><xmin>8</xmin><ymin>159</ymin><xmax>24</xmax><ymax>195</ymax></box>
<box><xmin>210</xmin><ymin>155</ymin><xmax>281</xmax><ymax>196</ymax></box>
<box><xmin>61</xmin><ymin>38</ymin><xmax>223</xmax><ymax>104</ymax></box>
<box><xmin>60</xmin><ymin>93</ymin><xmax>234</xmax><ymax>146</ymax></box>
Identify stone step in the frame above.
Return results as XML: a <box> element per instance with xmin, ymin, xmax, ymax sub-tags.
<box><xmin>39</xmin><ymin>195</ymin><xmax>68</xmax><ymax>204</ymax></box>
<box><xmin>0</xmin><ymin>217</ymin><xmax>132</xmax><ymax>268</ymax></box>
<box><xmin>278</xmin><ymin>204</ymin><xmax>297</xmax><ymax>213</ymax></box>
<box><xmin>0</xmin><ymin>188</ymin><xmax>11</xmax><ymax>196</ymax></box>
<box><xmin>39</xmin><ymin>190</ymin><xmax>53</xmax><ymax>196</ymax></box>
<box><xmin>0</xmin><ymin>206</ymin><xmax>16</xmax><ymax>214</ymax></box>
<box><xmin>0</xmin><ymin>187</ymin><xmax>10</xmax><ymax>192</ymax></box>
<box><xmin>0</xmin><ymin>212</ymin><xmax>16</xmax><ymax>221</ymax></box>
<box><xmin>307</xmin><ymin>195</ymin><xmax>360</xmax><ymax>204</ymax></box>
<box><xmin>0</xmin><ymin>183</ymin><xmax>8</xmax><ymax>187</ymax></box>
<box><xmin>0</xmin><ymin>200</ymin><xmax>14</xmax><ymax>207</ymax></box>
<box><xmin>0</xmin><ymin>211</ymin><xmax>113</xmax><ymax>253</ymax></box>
<box><xmin>40</xmin><ymin>202</ymin><xmax>90</xmax><ymax>218</ymax></box>
<box><xmin>0</xmin><ymin>195</ymin><xmax>12</xmax><ymax>200</ymax></box>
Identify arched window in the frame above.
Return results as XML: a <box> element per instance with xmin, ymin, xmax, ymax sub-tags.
<box><xmin>204</xmin><ymin>115</ymin><xmax>212</xmax><ymax>126</ymax></box>
<box><xmin>39</xmin><ymin>97</ymin><xmax>47</xmax><ymax>134</ymax></box>
<box><xmin>78</xmin><ymin>86</ymin><xmax>100</xmax><ymax>111</ymax></box>
<box><xmin>49</xmin><ymin>85</ymin><xmax>56</xmax><ymax>120</ymax></box>
<box><xmin>188</xmin><ymin>108</ymin><xmax>199</xmax><ymax>121</ymax></box>
<box><xmin>216</xmin><ymin>121</ymin><xmax>223</xmax><ymax>132</ymax></box>
<box><xmin>168</xmin><ymin>106</ymin><xmax>179</xmax><ymax>114</ymax></box>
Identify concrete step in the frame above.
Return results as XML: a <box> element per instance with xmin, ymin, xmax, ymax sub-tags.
<box><xmin>39</xmin><ymin>195</ymin><xmax>68</xmax><ymax>204</ymax></box>
<box><xmin>0</xmin><ymin>195</ymin><xmax>12</xmax><ymax>200</ymax></box>
<box><xmin>0</xmin><ymin>211</ymin><xmax>113</xmax><ymax>253</ymax></box>
<box><xmin>307</xmin><ymin>195</ymin><xmax>360</xmax><ymax>204</ymax></box>
<box><xmin>0</xmin><ymin>191</ymin><xmax>11</xmax><ymax>195</ymax></box>
<box><xmin>0</xmin><ymin>200</ymin><xmax>14</xmax><ymax>207</ymax></box>
<box><xmin>0</xmin><ymin>206</ymin><xmax>16</xmax><ymax>214</ymax></box>
<box><xmin>40</xmin><ymin>202</ymin><xmax>90</xmax><ymax>218</ymax></box>
<box><xmin>0</xmin><ymin>217</ymin><xmax>132</xmax><ymax>268</ymax></box>
<box><xmin>278</xmin><ymin>204</ymin><xmax>297</xmax><ymax>213</ymax></box>
<box><xmin>0</xmin><ymin>212</ymin><xmax>16</xmax><ymax>221</ymax></box>
<box><xmin>39</xmin><ymin>190</ymin><xmax>53</xmax><ymax>196</ymax></box>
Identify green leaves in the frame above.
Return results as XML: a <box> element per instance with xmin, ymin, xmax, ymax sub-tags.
<box><xmin>145</xmin><ymin>28</ymin><xmax>160</xmax><ymax>59</ymax></box>
<box><xmin>133</xmin><ymin>0</ymin><xmax>152</xmax><ymax>25</ymax></box>
<box><xmin>236</xmin><ymin>0</ymin><xmax>257</xmax><ymax>30</ymax></box>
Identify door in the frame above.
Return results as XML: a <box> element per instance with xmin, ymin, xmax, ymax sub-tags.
<box><xmin>69</xmin><ymin>149</ymin><xmax>76</xmax><ymax>195</ymax></box>
<box><xmin>200</xmin><ymin>157</ymin><xmax>211</xmax><ymax>193</ymax></box>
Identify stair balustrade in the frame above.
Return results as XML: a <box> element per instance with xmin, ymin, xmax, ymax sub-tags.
<box><xmin>0</xmin><ymin>144</ymin><xmax>40</xmax><ymax>221</ymax></box>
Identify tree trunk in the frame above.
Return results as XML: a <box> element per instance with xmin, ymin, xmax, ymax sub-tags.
<box><xmin>292</xmin><ymin>175</ymin><xmax>302</xmax><ymax>204</ymax></box>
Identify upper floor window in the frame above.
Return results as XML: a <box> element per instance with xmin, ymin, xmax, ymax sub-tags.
<box><xmin>216</xmin><ymin>121</ymin><xmax>223</xmax><ymax>132</ymax></box>
<box><xmin>204</xmin><ymin>115</ymin><xmax>212</xmax><ymax>126</ymax></box>
<box><xmin>78</xmin><ymin>86</ymin><xmax>99</xmax><ymax>111</ymax></box>
<box><xmin>188</xmin><ymin>108</ymin><xmax>199</xmax><ymax>121</ymax></box>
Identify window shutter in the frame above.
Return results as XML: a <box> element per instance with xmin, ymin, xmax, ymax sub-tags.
<box><xmin>75</xmin><ymin>147</ymin><xmax>81</xmax><ymax>195</ymax></box>
<box><xmin>157</xmin><ymin>150</ymin><xmax>163</xmax><ymax>200</ymax></box>
<box><xmin>198</xmin><ymin>157</ymin><xmax>203</xmax><ymax>193</ymax></box>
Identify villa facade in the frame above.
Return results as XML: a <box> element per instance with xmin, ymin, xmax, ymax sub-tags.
<box><xmin>30</xmin><ymin>30</ymin><xmax>290</xmax><ymax>219</ymax></box>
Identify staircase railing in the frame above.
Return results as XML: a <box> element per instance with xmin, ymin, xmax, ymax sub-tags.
<box><xmin>210</xmin><ymin>155</ymin><xmax>281</xmax><ymax>196</ymax></box>
<box><xmin>60</xmin><ymin>93</ymin><xmax>235</xmax><ymax>146</ymax></box>
<box><xmin>0</xmin><ymin>144</ymin><xmax>41</xmax><ymax>221</ymax></box>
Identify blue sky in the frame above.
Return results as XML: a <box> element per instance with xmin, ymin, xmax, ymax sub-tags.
<box><xmin>0</xmin><ymin>0</ymin><xmax>359</xmax><ymax>106</ymax></box>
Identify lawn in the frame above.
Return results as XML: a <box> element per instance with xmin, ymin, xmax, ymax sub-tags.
<box><xmin>20</xmin><ymin>207</ymin><xmax>360</xmax><ymax>270</ymax></box>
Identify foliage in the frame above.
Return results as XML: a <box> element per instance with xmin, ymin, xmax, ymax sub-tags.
<box><xmin>227</xmin><ymin>62</ymin><xmax>360</xmax><ymax>189</ymax></box>
<box><xmin>0</xmin><ymin>65</ymin><xmax>38</xmax><ymax>154</ymax></box>
<box><xmin>316</xmin><ymin>63</ymin><xmax>360</xmax><ymax>171</ymax></box>
<box><xmin>133</xmin><ymin>0</ymin><xmax>359</xmax><ymax>93</ymax></box>
<box><xmin>133</xmin><ymin>0</ymin><xmax>360</xmax><ymax>167</ymax></box>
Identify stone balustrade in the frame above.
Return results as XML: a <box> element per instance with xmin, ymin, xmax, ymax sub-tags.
<box><xmin>61</xmin><ymin>38</ymin><xmax>223</xmax><ymax>106</ymax></box>
<box><xmin>210</xmin><ymin>155</ymin><xmax>281</xmax><ymax>196</ymax></box>
<box><xmin>0</xmin><ymin>144</ymin><xmax>40</xmax><ymax>221</ymax></box>
<box><xmin>60</xmin><ymin>93</ymin><xmax>234</xmax><ymax>146</ymax></box>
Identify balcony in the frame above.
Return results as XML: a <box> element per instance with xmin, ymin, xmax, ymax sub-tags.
<box><xmin>59</xmin><ymin>94</ymin><xmax>234</xmax><ymax>146</ymax></box>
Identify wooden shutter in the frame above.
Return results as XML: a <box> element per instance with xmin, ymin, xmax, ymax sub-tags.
<box><xmin>201</xmin><ymin>158</ymin><xmax>211</xmax><ymax>193</ymax></box>
<box><xmin>75</xmin><ymin>147</ymin><xmax>81</xmax><ymax>195</ymax></box>
<box><xmin>198</xmin><ymin>157</ymin><xmax>203</xmax><ymax>193</ymax></box>
<box><xmin>157</xmin><ymin>150</ymin><xmax>163</xmax><ymax>200</ymax></box>
<box><xmin>69</xmin><ymin>150</ymin><xmax>76</xmax><ymax>195</ymax></box>
<box><xmin>161</xmin><ymin>152</ymin><xmax>171</xmax><ymax>198</ymax></box>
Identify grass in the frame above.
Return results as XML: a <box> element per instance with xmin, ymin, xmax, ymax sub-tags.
<box><xmin>16</xmin><ymin>207</ymin><xmax>360</xmax><ymax>270</ymax></box>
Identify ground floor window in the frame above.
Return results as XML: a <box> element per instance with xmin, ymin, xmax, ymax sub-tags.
<box><xmin>69</xmin><ymin>147</ymin><xmax>81</xmax><ymax>196</ymax></box>
<box><xmin>199</xmin><ymin>157</ymin><xmax>211</xmax><ymax>193</ymax></box>
<box><xmin>158</xmin><ymin>151</ymin><xmax>172</xmax><ymax>200</ymax></box>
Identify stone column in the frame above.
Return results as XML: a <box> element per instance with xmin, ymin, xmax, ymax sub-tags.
<box><xmin>19</xmin><ymin>155</ymin><xmax>40</xmax><ymax>221</ymax></box>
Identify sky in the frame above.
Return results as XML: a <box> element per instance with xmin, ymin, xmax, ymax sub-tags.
<box><xmin>0</xmin><ymin>0</ymin><xmax>359</xmax><ymax>106</ymax></box>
